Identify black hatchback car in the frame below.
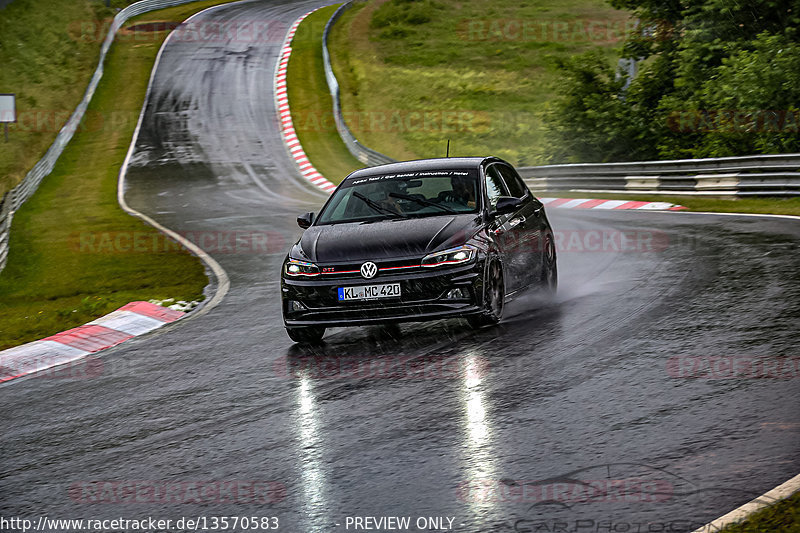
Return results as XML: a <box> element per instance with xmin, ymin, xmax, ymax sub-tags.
<box><xmin>281</xmin><ymin>157</ymin><xmax>557</xmax><ymax>342</ymax></box>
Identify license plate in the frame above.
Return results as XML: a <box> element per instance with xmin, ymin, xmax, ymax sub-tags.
<box><xmin>338</xmin><ymin>283</ymin><xmax>401</xmax><ymax>301</ymax></box>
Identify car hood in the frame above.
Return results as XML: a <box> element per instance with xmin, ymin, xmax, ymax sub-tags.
<box><xmin>296</xmin><ymin>214</ymin><xmax>481</xmax><ymax>263</ymax></box>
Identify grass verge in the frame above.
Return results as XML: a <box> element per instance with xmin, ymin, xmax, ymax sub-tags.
<box><xmin>0</xmin><ymin>0</ymin><xmax>237</xmax><ymax>350</ymax></box>
<box><xmin>328</xmin><ymin>0</ymin><xmax>630</xmax><ymax>167</ymax></box>
<box><xmin>719</xmin><ymin>490</ymin><xmax>800</xmax><ymax>532</ymax></box>
<box><xmin>286</xmin><ymin>4</ymin><xmax>363</xmax><ymax>184</ymax></box>
<box><xmin>0</xmin><ymin>0</ymin><xmax>151</xmax><ymax>199</ymax></box>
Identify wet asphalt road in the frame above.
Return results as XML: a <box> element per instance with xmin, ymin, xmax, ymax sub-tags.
<box><xmin>1</xmin><ymin>1</ymin><xmax>799</xmax><ymax>532</ymax></box>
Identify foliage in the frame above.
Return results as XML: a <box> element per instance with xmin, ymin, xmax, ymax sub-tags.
<box><xmin>545</xmin><ymin>0</ymin><xmax>800</xmax><ymax>161</ymax></box>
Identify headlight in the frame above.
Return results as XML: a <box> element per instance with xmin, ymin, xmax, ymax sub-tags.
<box><xmin>284</xmin><ymin>259</ymin><xmax>320</xmax><ymax>277</ymax></box>
<box><xmin>421</xmin><ymin>245</ymin><xmax>476</xmax><ymax>268</ymax></box>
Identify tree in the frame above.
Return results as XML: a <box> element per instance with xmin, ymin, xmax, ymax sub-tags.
<box><xmin>545</xmin><ymin>0</ymin><xmax>800</xmax><ymax>161</ymax></box>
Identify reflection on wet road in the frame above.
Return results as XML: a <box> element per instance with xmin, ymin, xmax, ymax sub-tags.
<box><xmin>1</xmin><ymin>1</ymin><xmax>798</xmax><ymax>531</ymax></box>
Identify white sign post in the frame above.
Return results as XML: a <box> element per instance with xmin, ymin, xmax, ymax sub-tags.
<box><xmin>0</xmin><ymin>93</ymin><xmax>16</xmax><ymax>142</ymax></box>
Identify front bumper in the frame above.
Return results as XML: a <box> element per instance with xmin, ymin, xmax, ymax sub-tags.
<box><xmin>281</xmin><ymin>261</ymin><xmax>484</xmax><ymax>328</ymax></box>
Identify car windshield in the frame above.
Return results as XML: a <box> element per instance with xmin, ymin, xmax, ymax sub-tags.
<box><xmin>316</xmin><ymin>170</ymin><xmax>479</xmax><ymax>225</ymax></box>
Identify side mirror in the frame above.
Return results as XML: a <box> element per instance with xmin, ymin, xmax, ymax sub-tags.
<box><xmin>297</xmin><ymin>212</ymin><xmax>315</xmax><ymax>229</ymax></box>
<box><xmin>493</xmin><ymin>196</ymin><xmax>524</xmax><ymax>216</ymax></box>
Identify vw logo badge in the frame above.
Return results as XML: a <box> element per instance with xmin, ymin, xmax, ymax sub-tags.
<box><xmin>360</xmin><ymin>261</ymin><xmax>378</xmax><ymax>279</ymax></box>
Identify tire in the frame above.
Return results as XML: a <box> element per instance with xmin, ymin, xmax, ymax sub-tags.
<box><xmin>541</xmin><ymin>234</ymin><xmax>558</xmax><ymax>294</ymax></box>
<box><xmin>467</xmin><ymin>260</ymin><xmax>504</xmax><ymax>329</ymax></box>
<box><xmin>286</xmin><ymin>326</ymin><xmax>326</xmax><ymax>343</ymax></box>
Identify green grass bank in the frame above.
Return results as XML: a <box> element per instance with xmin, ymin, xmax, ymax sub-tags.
<box><xmin>328</xmin><ymin>0</ymin><xmax>630</xmax><ymax>167</ymax></box>
<box><xmin>0</xmin><ymin>0</ymin><xmax>146</xmax><ymax>199</ymax></box>
<box><xmin>720</xmin><ymin>490</ymin><xmax>800</xmax><ymax>532</ymax></box>
<box><xmin>0</xmin><ymin>0</ymin><xmax>237</xmax><ymax>350</ymax></box>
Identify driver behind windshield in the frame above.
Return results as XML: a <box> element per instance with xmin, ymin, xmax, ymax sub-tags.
<box><xmin>439</xmin><ymin>175</ymin><xmax>476</xmax><ymax>209</ymax></box>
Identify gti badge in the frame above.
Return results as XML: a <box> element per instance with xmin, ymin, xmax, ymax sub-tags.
<box><xmin>360</xmin><ymin>261</ymin><xmax>378</xmax><ymax>279</ymax></box>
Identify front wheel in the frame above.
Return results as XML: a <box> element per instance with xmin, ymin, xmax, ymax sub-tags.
<box><xmin>286</xmin><ymin>326</ymin><xmax>326</xmax><ymax>344</ymax></box>
<box><xmin>467</xmin><ymin>260</ymin><xmax>504</xmax><ymax>329</ymax></box>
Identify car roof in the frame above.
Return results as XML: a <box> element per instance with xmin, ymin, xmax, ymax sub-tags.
<box><xmin>343</xmin><ymin>157</ymin><xmax>500</xmax><ymax>182</ymax></box>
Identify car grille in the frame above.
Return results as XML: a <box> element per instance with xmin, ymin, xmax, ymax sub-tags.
<box><xmin>318</xmin><ymin>259</ymin><xmax>424</xmax><ymax>280</ymax></box>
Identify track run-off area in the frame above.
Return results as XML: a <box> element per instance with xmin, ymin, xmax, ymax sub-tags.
<box><xmin>1</xmin><ymin>1</ymin><xmax>798</xmax><ymax>532</ymax></box>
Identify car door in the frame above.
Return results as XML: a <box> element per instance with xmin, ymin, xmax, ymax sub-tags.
<box><xmin>496</xmin><ymin>163</ymin><xmax>545</xmax><ymax>289</ymax></box>
<box><xmin>484</xmin><ymin>163</ymin><xmax>526</xmax><ymax>293</ymax></box>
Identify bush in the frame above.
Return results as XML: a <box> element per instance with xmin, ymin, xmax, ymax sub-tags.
<box><xmin>371</xmin><ymin>0</ymin><xmax>440</xmax><ymax>34</ymax></box>
<box><xmin>545</xmin><ymin>0</ymin><xmax>800</xmax><ymax>161</ymax></box>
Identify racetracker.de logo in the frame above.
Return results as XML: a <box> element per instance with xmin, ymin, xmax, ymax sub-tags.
<box><xmin>289</xmin><ymin>109</ymin><xmax>491</xmax><ymax>134</ymax></box>
<box><xmin>0</xmin><ymin>356</ymin><xmax>104</xmax><ymax>382</ymax></box>
<box><xmin>72</xmin><ymin>230</ymin><xmax>285</xmax><ymax>255</ymax></box>
<box><xmin>69</xmin><ymin>18</ymin><xmax>327</xmax><ymax>44</ymax></box>
<box><xmin>273</xmin><ymin>355</ymin><xmax>490</xmax><ymax>380</ymax></box>
<box><xmin>667</xmin><ymin>356</ymin><xmax>800</xmax><ymax>379</ymax></box>
<box><xmin>497</xmin><ymin>229</ymin><xmax>669</xmax><ymax>254</ymax></box>
<box><xmin>667</xmin><ymin>109</ymin><xmax>800</xmax><ymax>133</ymax></box>
<box><xmin>456</xmin><ymin>18</ymin><xmax>643</xmax><ymax>43</ymax></box>
<box><xmin>68</xmin><ymin>480</ymin><xmax>286</xmax><ymax>504</ymax></box>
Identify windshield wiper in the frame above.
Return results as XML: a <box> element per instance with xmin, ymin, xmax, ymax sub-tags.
<box><xmin>389</xmin><ymin>192</ymin><xmax>458</xmax><ymax>214</ymax></box>
<box><xmin>353</xmin><ymin>191</ymin><xmax>406</xmax><ymax>218</ymax></box>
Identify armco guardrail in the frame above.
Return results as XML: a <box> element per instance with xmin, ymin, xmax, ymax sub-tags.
<box><xmin>519</xmin><ymin>153</ymin><xmax>800</xmax><ymax>196</ymax></box>
<box><xmin>322</xmin><ymin>2</ymin><xmax>396</xmax><ymax>167</ymax></box>
<box><xmin>0</xmin><ymin>0</ymin><xmax>216</xmax><ymax>273</ymax></box>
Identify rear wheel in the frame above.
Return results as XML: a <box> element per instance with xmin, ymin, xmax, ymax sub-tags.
<box><xmin>467</xmin><ymin>260</ymin><xmax>504</xmax><ymax>329</ymax></box>
<box><xmin>541</xmin><ymin>234</ymin><xmax>558</xmax><ymax>294</ymax></box>
<box><xmin>286</xmin><ymin>326</ymin><xmax>325</xmax><ymax>344</ymax></box>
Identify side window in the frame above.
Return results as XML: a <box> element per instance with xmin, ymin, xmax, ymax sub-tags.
<box><xmin>497</xmin><ymin>164</ymin><xmax>529</xmax><ymax>198</ymax></box>
<box><xmin>484</xmin><ymin>165</ymin><xmax>509</xmax><ymax>209</ymax></box>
